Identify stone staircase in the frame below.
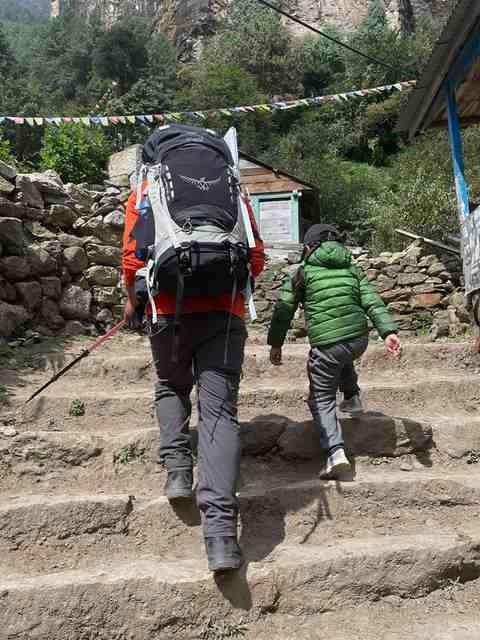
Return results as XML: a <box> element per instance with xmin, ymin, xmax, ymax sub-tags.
<box><xmin>2</xmin><ymin>335</ymin><xmax>480</xmax><ymax>639</ymax></box>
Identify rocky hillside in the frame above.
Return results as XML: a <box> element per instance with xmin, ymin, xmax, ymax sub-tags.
<box><xmin>51</xmin><ymin>0</ymin><xmax>456</xmax><ymax>58</ymax></box>
<box><xmin>0</xmin><ymin>0</ymin><xmax>51</xmax><ymax>22</ymax></box>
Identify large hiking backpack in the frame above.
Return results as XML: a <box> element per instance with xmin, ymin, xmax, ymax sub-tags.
<box><xmin>132</xmin><ymin>124</ymin><xmax>251</xmax><ymax>320</ymax></box>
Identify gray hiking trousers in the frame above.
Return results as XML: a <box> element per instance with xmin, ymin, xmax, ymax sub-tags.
<box><xmin>308</xmin><ymin>335</ymin><xmax>368</xmax><ymax>453</ymax></box>
<box><xmin>150</xmin><ymin>312</ymin><xmax>246</xmax><ymax>538</ymax></box>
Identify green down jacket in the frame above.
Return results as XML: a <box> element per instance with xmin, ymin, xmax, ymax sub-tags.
<box><xmin>267</xmin><ymin>241</ymin><xmax>397</xmax><ymax>348</ymax></box>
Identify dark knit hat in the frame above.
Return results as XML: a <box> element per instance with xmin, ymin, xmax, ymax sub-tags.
<box><xmin>303</xmin><ymin>224</ymin><xmax>341</xmax><ymax>246</ymax></box>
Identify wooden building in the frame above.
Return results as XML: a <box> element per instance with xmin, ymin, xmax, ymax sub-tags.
<box><xmin>239</xmin><ymin>153</ymin><xmax>317</xmax><ymax>248</ymax></box>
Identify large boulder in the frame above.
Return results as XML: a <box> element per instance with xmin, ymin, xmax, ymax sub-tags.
<box><xmin>92</xmin><ymin>286</ymin><xmax>121</xmax><ymax>305</ymax></box>
<box><xmin>410</xmin><ymin>293</ymin><xmax>443</xmax><ymax>309</ymax></box>
<box><xmin>15</xmin><ymin>175</ymin><xmax>44</xmax><ymax>209</ymax></box>
<box><xmin>15</xmin><ymin>281</ymin><xmax>42</xmax><ymax>312</ymax></box>
<box><xmin>64</xmin><ymin>183</ymin><xmax>95</xmax><ymax>215</ymax></box>
<box><xmin>0</xmin><ymin>197</ymin><xmax>40</xmax><ymax>222</ymax></box>
<box><xmin>0</xmin><ymin>217</ymin><xmax>24</xmax><ymax>254</ymax></box>
<box><xmin>26</xmin><ymin>245</ymin><xmax>57</xmax><ymax>276</ymax></box>
<box><xmin>108</xmin><ymin>145</ymin><xmax>141</xmax><ymax>188</ymax></box>
<box><xmin>0</xmin><ymin>277</ymin><xmax>17</xmax><ymax>303</ymax></box>
<box><xmin>60</xmin><ymin>285</ymin><xmax>92</xmax><ymax>320</ymax></box>
<box><xmin>40</xmin><ymin>276</ymin><xmax>62</xmax><ymax>299</ymax></box>
<box><xmin>25</xmin><ymin>172</ymin><xmax>70</xmax><ymax>207</ymax></box>
<box><xmin>63</xmin><ymin>246</ymin><xmax>88</xmax><ymax>275</ymax></box>
<box><xmin>41</xmin><ymin>299</ymin><xmax>65</xmax><ymax>329</ymax></box>
<box><xmin>0</xmin><ymin>176</ymin><xmax>15</xmax><ymax>195</ymax></box>
<box><xmin>24</xmin><ymin>221</ymin><xmax>56</xmax><ymax>240</ymax></box>
<box><xmin>63</xmin><ymin>320</ymin><xmax>88</xmax><ymax>336</ymax></box>
<box><xmin>103</xmin><ymin>209</ymin><xmax>125</xmax><ymax>229</ymax></box>
<box><xmin>0</xmin><ymin>301</ymin><xmax>29</xmax><ymax>337</ymax></box>
<box><xmin>0</xmin><ymin>160</ymin><xmax>16</xmax><ymax>181</ymax></box>
<box><xmin>397</xmin><ymin>272</ymin><xmax>427</xmax><ymax>286</ymax></box>
<box><xmin>85</xmin><ymin>265</ymin><xmax>119</xmax><ymax>286</ymax></box>
<box><xmin>73</xmin><ymin>216</ymin><xmax>119</xmax><ymax>244</ymax></box>
<box><xmin>96</xmin><ymin>308</ymin><xmax>114</xmax><ymax>325</ymax></box>
<box><xmin>57</xmin><ymin>234</ymin><xmax>88</xmax><ymax>248</ymax></box>
<box><xmin>0</xmin><ymin>256</ymin><xmax>30</xmax><ymax>281</ymax></box>
<box><xmin>95</xmin><ymin>201</ymin><xmax>117</xmax><ymax>217</ymax></box>
<box><xmin>27</xmin><ymin>171</ymin><xmax>64</xmax><ymax>194</ymax></box>
<box><xmin>85</xmin><ymin>244</ymin><xmax>121</xmax><ymax>267</ymax></box>
<box><xmin>47</xmin><ymin>204</ymin><xmax>77</xmax><ymax>229</ymax></box>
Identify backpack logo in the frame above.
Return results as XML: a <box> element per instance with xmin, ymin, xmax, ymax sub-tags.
<box><xmin>179</xmin><ymin>174</ymin><xmax>222</xmax><ymax>192</ymax></box>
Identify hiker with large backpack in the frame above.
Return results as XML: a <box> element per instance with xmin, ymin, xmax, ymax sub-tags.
<box><xmin>122</xmin><ymin>125</ymin><xmax>265</xmax><ymax>573</ymax></box>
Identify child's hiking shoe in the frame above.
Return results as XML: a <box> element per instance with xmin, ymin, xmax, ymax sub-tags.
<box><xmin>320</xmin><ymin>448</ymin><xmax>351</xmax><ymax>480</ymax></box>
<box><xmin>205</xmin><ymin>536</ymin><xmax>244</xmax><ymax>573</ymax></box>
<box><xmin>164</xmin><ymin>468</ymin><xmax>193</xmax><ymax>501</ymax></box>
<box><xmin>339</xmin><ymin>394</ymin><xmax>363</xmax><ymax>415</ymax></box>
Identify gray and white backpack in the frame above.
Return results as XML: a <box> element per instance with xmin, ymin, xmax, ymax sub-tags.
<box><xmin>132</xmin><ymin>124</ymin><xmax>257</xmax><ymax>333</ymax></box>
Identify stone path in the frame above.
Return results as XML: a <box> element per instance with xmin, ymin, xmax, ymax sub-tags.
<box><xmin>1</xmin><ymin>335</ymin><xmax>480</xmax><ymax>639</ymax></box>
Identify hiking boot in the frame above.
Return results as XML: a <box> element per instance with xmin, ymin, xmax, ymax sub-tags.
<box><xmin>205</xmin><ymin>536</ymin><xmax>244</xmax><ymax>573</ymax></box>
<box><xmin>339</xmin><ymin>394</ymin><xmax>363</xmax><ymax>415</ymax></box>
<box><xmin>164</xmin><ymin>468</ymin><xmax>193</xmax><ymax>501</ymax></box>
<box><xmin>320</xmin><ymin>448</ymin><xmax>351</xmax><ymax>480</ymax></box>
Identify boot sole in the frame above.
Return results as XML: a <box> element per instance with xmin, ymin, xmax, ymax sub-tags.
<box><xmin>166</xmin><ymin>489</ymin><xmax>194</xmax><ymax>501</ymax></box>
<box><xmin>209</xmin><ymin>558</ymin><xmax>244</xmax><ymax>573</ymax></box>
<box><xmin>320</xmin><ymin>461</ymin><xmax>352</xmax><ymax>480</ymax></box>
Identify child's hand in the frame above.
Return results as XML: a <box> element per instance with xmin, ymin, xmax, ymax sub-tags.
<box><xmin>385</xmin><ymin>334</ymin><xmax>401</xmax><ymax>357</ymax></box>
<box><xmin>270</xmin><ymin>347</ymin><xmax>282</xmax><ymax>366</ymax></box>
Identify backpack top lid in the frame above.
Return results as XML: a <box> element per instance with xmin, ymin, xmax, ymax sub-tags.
<box><xmin>142</xmin><ymin>124</ymin><xmax>234</xmax><ymax>166</ymax></box>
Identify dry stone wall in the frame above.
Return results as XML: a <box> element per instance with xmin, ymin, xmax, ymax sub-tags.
<box><xmin>0</xmin><ymin>155</ymin><xmax>470</xmax><ymax>343</ymax></box>
<box><xmin>252</xmin><ymin>242</ymin><xmax>469</xmax><ymax>341</ymax></box>
<box><xmin>0</xmin><ymin>159</ymin><xmax>127</xmax><ymax>341</ymax></box>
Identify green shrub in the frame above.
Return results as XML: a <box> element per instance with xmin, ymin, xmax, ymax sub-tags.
<box><xmin>40</xmin><ymin>123</ymin><xmax>113</xmax><ymax>184</ymax></box>
<box><xmin>69</xmin><ymin>399</ymin><xmax>86</xmax><ymax>417</ymax></box>
<box><xmin>114</xmin><ymin>443</ymin><xmax>146</xmax><ymax>465</ymax></box>
<box><xmin>0</xmin><ymin>133</ymin><xmax>14</xmax><ymax>165</ymax></box>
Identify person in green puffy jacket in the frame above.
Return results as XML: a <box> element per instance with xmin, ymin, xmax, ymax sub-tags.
<box><xmin>268</xmin><ymin>224</ymin><xmax>401</xmax><ymax>478</ymax></box>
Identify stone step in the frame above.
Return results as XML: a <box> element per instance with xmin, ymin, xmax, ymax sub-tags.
<box><xmin>2</xmin><ymin>475</ymin><xmax>480</xmax><ymax>577</ymax></box>
<box><xmin>2</xmin><ymin>529</ymin><xmax>480</xmax><ymax>639</ymax></box>
<box><xmin>249</xmin><ymin>582</ymin><xmax>480</xmax><ymax>639</ymax></box>
<box><xmin>0</xmin><ymin>409</ymin><xmax>436</xmax><ymax>487</ymax></box>
<box><xmin>12</xmin><ymin>341</ymin><xmax>479</xmax><ymax>387</ymax></box>
<box><xmin>11</xmin><ymin>374</ymin><xmax>480</xmax><ymax>430</ymax></box>
<box><xmin>7</xmin><ymin>410</ymin><xmax>480</xmax><ymax>493</ymax></box>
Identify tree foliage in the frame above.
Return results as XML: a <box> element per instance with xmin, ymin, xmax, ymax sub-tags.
<box><xmin>0</xmin><ymin>4</ymin><xmax>465</xmax><ymax>250</ymax></box>
<box><xmin>40</xmin><ymin>124</ymin><xmax>113</xmax><ymax>184</ymax></box>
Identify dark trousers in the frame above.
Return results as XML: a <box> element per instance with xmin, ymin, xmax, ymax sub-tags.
<box><xmin>150</xmin><ymin>312</ymin><xmax>246</xmax><ymax>538</ymax></box>
<box><xmin>307</xmin><ymin>335</ymin><xmax>368</xmax><ymax>452</ymax></box>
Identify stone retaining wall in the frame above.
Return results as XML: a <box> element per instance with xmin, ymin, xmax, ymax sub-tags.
<box><xmin>252</xmin><ymin>242</ymin><xmax>468</xmax><ymax>341</ymax></box>
<box><xmin>0</xmin><ymin>158</ymin><xmax>469</xmax><ymax>342</ymax></box>
<box><xmin>0</xmin><ymin>160</ymin><xmax>127</xmax><ymax>339</ymax></box>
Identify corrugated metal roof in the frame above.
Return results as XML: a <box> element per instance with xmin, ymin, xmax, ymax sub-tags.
<box><xmin>398</xmin><ymin>0</ymin><xmax>480</xmax><ymax>137</ymax></box>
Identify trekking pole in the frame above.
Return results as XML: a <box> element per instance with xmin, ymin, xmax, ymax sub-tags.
<box><xmin>26</xmin><ymin>319</ymin><xmax>127</xmax><ymax>404</ymax></box>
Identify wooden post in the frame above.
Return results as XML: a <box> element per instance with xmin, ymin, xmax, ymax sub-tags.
<box><xmin>446</xmin><ymin>84</ymin><xmax>470</xmax><ymax>219</ymax></box>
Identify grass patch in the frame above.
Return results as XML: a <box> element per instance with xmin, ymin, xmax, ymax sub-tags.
<box><xmin>199</xmin><ymin>620</ymin><xmax>247</xmax><ymax>640</ymax></box>
<box><xmin>0</xmin><ymin>345</ymin><xmax>35</xmax><ymax>371</ymax></box>
<box><xmin>69</xmin><ymin>399</ymin><xmax>86</xmax><ymax>417</ymax></box>
<box><xmin>114</xmin><ymin>443</ymin><xmax>146</xmax><ymax>465</ymax></box>
<box><xmin>29</xmin><ymin>450</ymin><xmax>50</xmax><ymax>466</ymax></box>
